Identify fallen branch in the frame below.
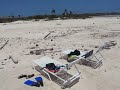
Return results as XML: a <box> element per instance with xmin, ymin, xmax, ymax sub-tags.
<box><xmin>44</xmin><ymin>32</ymin><xmax>52</xmax><ymax>39</ymax></box>
<box><xmin>30</xmin><ymin>49</ymin><xmax>44</xmax><ymax>55</ymax></box>
<box><xmin>0</xmin><ymin>67</ymin><xmax>4</xmax><ymax>69</ymax></box>
<box><xmin>0</xmin><ymin>40</ymin><xmax>9</xmax><ymax>51</ymax></box>
<box><xmin>9</xmin><ymin>55</ymin><xmax>18</xmax><ymax>64</ymax></box>
<box><xmin>44</xmin><ymin>48</ymin><xmax>53</xmax><ymax>51</ymax></box>
<box><xmin>30</xmin><ymin>48</ymin><xmax>53</xmax><ymax>55</ymax></box>
<box><xmin>45</xmin><ymin>50</ymin><xmax>61</xmax><ymax>53</ymax></box>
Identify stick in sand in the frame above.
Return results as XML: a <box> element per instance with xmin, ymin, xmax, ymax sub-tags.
<box><xmin>0</xmin><ymin>40</ymin><xmax>9</xmax><ymax>51</ymax></box>
<box><xmin>9</xmin><ymin>55</ymin><xmax>18</xmax><ymax>64</ymax></box>
<box><xmin>44</xmin><ymin>32</ymin><xmax>52</xmax><ymax>39</ymax></box>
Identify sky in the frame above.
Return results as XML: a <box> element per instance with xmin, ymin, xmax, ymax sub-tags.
<box><xmin>0</xmin><ymin>0</ymin><xmax>120</xmax><ymax>16</ymax></box>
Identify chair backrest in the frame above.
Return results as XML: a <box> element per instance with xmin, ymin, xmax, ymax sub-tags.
<box><xmin>83</xmin><ymin>50</ymin><xmax>94</xmax><ymax>58</ymax></box>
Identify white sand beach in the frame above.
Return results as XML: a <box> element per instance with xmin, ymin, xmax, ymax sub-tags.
<box><xmin>0</xmin><ymin>16</ymin><xmax>120</xmax><ymax>90</ymax></box>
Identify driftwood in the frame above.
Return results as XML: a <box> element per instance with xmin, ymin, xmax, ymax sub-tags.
<box><xmin>44</xmin><ymin>32</ymin><xmax>52</xmax><ymax>39</ymax></box>
<box><xmin>0</xmin><ymin>67</ymin><xmax>4</xmax><ymax>69</ymax></box>
<box><xmin>0</xmin><ymin>40</ymin><xmax>9</xmax><ymax>50</ymax></box>
<box><xmin>102</xmin><ymin>41</ymin><xmax>117</xmax><ymax>49</ymax></box>
<box><xmin>9</xmin><ymin>55</ymin><xmax>18</xmax><ymax>64</ymax></box>
<box><xmin>45</xmin><ymin>50</ymin><xmax>61</xmax><ymax>53</ymax></box>
<box><xmin>30</xmin><ymin>49</ymin><xmax>44</xmax><ymax>55</ymax></box>
<box><xmin>44</xmin><ymin>48</ymin><xmax>53</xmax><ymax>51</ymax></box>
<box><xmin>30</xmin><ymin>48</ymin><xmax>54</xmax><ymax>55</ymax></box>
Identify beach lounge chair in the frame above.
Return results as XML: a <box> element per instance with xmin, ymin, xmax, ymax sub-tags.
<box><xmin>61</xmin><ymin>45</ymin><xmax>105</xmax><ymax>69</ymax></box>
<box><xmin>82</xmin><ymin>49</ymin><xmax>104</xmax><ymax>68</ymax></box>
<box><xmin>33</xmin><ymin>56</ymin><xmax>80</xmax><ymax>89</ymax></box>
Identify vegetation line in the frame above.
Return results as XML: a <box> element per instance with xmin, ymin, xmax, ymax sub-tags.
<box><xmin>0</xmin><ymin>9</ymin><xmax>120</xmax><ymax>23</ymax></box>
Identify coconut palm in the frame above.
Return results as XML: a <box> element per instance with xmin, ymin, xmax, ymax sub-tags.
<box><xmin>18</xmin><ymin>15</ymin><xmax>21</xmax><ymax>18</ymax></box>
<box><xmin>64</xmin><ymin>9</ymin><xmax>68</xmax><ymax>15</ymax></box>
<box><xmin>51</xmin><ymin>9</ymin><xmax>56</xmax><ymax>15</ymax></box>
<box><xmin>69</xmin><ymin>11</ymin><xmax>72</xmax><ymax>15</ymax></box>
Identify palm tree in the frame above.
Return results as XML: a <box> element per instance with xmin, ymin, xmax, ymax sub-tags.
<box><xmin>50</xmin><ymin>9</ymin><xmax>56</xmax><ymax>19</ymax></box>
<box><xmin>51</xmin><ymin>9</ymin><xmax>56</xmax><ymax>15</ymax></box>
<box><xmin>69</xmin><ymin>11</ymin><xmax>72</xmax><ymax>15</ymax></box>
<box><xmin>64</xmin><ymin>9</ymin><xmax>68</xmax><ymax>15</ymax></box>
<box><xmin>69</xmin><ymin>11</ymin><xmax>73</xmax><ymax>17</ymax></box>
<box><xmin>18</xmin><ymin>15</ymin><xmax>21</xmax><ymax>18</ymax></box>
<box><xmin>62</xmin><ymin>9</ymin><xmax>68</xmax><ymax>17</ymax></box>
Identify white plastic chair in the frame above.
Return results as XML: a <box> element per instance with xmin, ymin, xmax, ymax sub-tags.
<box><xmin>33</xmin><ymin>56</ymin><xmax>80</xmax><ymax>89</ymax></box>
<box><xmin>62</xmin><ymin>46</ymin><xmax>104</xmax><ymax>69</ymax></box>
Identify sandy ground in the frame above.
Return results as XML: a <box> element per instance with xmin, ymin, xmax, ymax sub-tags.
<box><xmin>0</xmin><ymin>16</ymin><xmax>120</xmax><ymax>90</ymax></box>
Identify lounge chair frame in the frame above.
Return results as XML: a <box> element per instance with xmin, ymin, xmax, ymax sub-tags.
<box><xmin>33</xmin><ymin>56</ymin><xmax>80</xmax><ymax>89</ymax></box>
<box><xmin>62</xmin><ymin>45</ymin><xmax>105</xmax><ymax>69</ymax></box>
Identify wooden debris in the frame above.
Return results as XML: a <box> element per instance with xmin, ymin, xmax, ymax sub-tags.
<box><xmin>44</xmin><ymin>48</ymin><xmax>53</xmax><ymax>51</ymax></box>
<box><xmin>0</xmin><ymin>67</ymin><xmax>4</xmax><ymax>69</ymax></box>
<box><xmin>109</xmin><ymin>41</ymin><xmax>117</xmax><ymax>46</ymax></box>
<box><xmin>9</xmin><ymin>56</ymin><xmax>18</xmax><ymax>64</ymax></box>
<box><xmin>44</xmin><ymin>32</ymin><xmax>52</xmax><ymax>39</ymax></box>
<box><xmin>30</xmin><ymin>49</ymin><xmax>44</xmax><ymax>55</ymax></box>
<box><xmin>45</xmin><ymin>50</ymin><xmax>61</xmax><ymax>53</ymax></box>
<box><xmin>102</xmin><ymin>41</ymin><xmax>117</xmax><ymax>49</ymax></box>
<box><xmin>30</xmin><ymin>48</ymin><xmax>54</xmax><ymax>55</ymax></box>
<box><xmin>0</xmin><ymin>40</ymin><xmax>9</xmax><ymax>51</ymax></box>
<box><xmin>1</xmin><ymin>62</ymin><xmax>5</xmax><ymax>65</ymax></box>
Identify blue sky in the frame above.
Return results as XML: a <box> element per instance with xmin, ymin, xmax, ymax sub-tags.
<box><xmin>0</xmin><ymin>0</ymin><xmax>120</xmax><ymax>16</ymax></box>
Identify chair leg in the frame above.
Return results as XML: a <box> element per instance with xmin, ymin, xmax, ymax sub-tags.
<box><xmin>79</xmin><ymin>60</ymin><xmax>82</xmax><ymax>65</ymax></box>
